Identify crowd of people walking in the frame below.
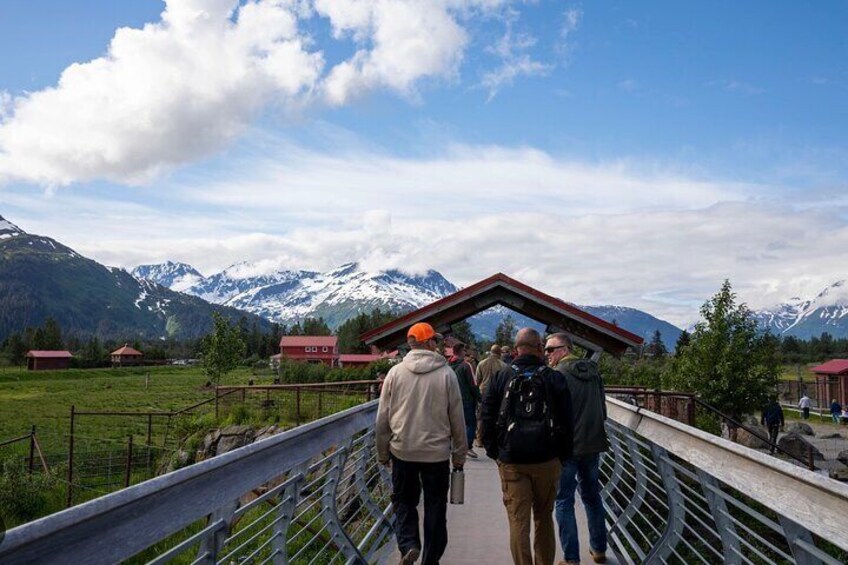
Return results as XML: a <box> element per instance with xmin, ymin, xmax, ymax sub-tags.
<box><xmin>376</xmin><ymin>322</ymin><xmax>609</xmax><ymax>565</ymax></box>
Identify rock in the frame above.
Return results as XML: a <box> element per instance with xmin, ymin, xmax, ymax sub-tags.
<box><xmin>838</xmin><ymin>450</ymin><xmax>848</xmax><ymax>466</ymax></box>
<box><xmin>820</xmin><ymin>433</ymin><xmax>844</xmax><ymax>440</ymax></box>
<box><xmin>215</xmin><ymin>425</ymin><xmax>255</xmax><ymax>455</ymax></box>
<box><xmin>201</xmin><ymin>430</ymin><xmax>221</xmax><ymax>456</ymax></box>
<box><xmin>786</xmin><ymin>422</ymin><xmax>815</xmax><ymax>436</ymax></box>
<box><xmin>777</xmin><ymin>433</ymin><xmax>824</xmax><ymax>462</ymax></box>
<box><xmin>255</xmin><ymin>425</ymin><xmax>280</xmax><ymax>443</ymax></box>
<box><xmin>736</xmin><ymin>425</ymin><xmax>771</xmax><ymax>449</ymax></box>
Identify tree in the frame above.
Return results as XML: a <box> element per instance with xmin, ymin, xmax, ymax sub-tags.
<box><xmin>3</xmin><ymin>333</ymin><xmax>27</xmax><ymax>366</ymax></box>
<box><xmin>336</xmin><ymin>309</ymin><xmax>397</xmax><ymax>353</ymax></box>
<box><xmin>668</xmin><ymin>280</ymin><xmax>780</xmax><ymax>435</ymax></box>
<box><xmin>495</xmin><ymin>315</ymin><xmax>517</xmax><ymax>345</ymax></box>
<box><xmin>674</xmin><ymin>330</ymin><xmax>691</xmax><ymax>355</ymax></box>
<box><xmin>202</xmin><ymin>313</ymin><xmax>246</xmax><ymax>385</ymax></box>
<box><xmin>450</xmin><ymin>320</ymin><xmax>477</xmax><ymax>350</ymax></box>
<box><xmin>301</xmin><ymin>317</ymin><xmax>331</xmax><ymax>336</ymax></box>
<box><xmin>645</xmin><ymin>330</ymin><xmax>668</xmax><ymax>359</ymax></box>
<box><xmin>42</xmin><ymin>318</ymin><xmax>63</xmax><ymax>350</ymax></box>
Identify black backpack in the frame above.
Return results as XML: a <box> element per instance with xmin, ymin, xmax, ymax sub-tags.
<box><xmin>496</xmin><ymin>365</ymin><xmax>556</xmax><ymax>461</ymax></box>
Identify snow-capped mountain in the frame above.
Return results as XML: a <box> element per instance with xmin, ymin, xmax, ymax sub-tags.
<box><xmin>134</xmin><ymin>261</ymin><xmax>458</xmax><ymax>328</ymax></box>
<box><xmin>0</xmin><ymin>216</ymin><xmax>24</xmax><ymax>239</ymax></box>
<box><xmin>131</xmin><ymin>261</ymin><xmax>205</xmax><ymax>293</ymax></box>
<box><xmin>754</xmin><ymin>281</ymin><xmax>848</xmax><ymax>339</ymax></box>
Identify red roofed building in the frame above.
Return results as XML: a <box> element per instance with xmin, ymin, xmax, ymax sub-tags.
<box><xmin>111</xmin><ymin>344</ymin><xmax>143</xmax><ymax>366</ymax></box>
<box><xmin>279</xmin><ymin>336</ymin><xmax>339</xmax><ymax>367</ymax></box>
<box><xmin>811</xmin><ymin>359</ymin><xmax>848</xmax><ymax>408</ymax></box>
<box><xmin>26</xmin><ymin>350</ymin><xmax>73</xmax><ymax>371</ymax></box>
<box><xmin>338</xmin><ymin>353</ymin><xmax>381</xmax><ymax>369</ymax></box>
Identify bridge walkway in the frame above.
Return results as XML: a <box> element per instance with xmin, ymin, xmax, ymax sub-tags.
<box><xmin>387</xmin><ymin>455</ymin><xmax>620</xmax><ymax>565</ymax></box>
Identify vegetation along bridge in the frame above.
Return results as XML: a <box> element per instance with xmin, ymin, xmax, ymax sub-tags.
<box><xmin>0</xmin><ymin>394</ymin><xmax>846</xmax><ymax>564</ymax></box>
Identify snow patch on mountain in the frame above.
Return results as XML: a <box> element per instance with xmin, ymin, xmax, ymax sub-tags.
<box><xmin>132</xmin><ymin>261</ymin><xmax>206</xmax><ymax>293</ymax></box>
<box><xmin>0</xmin><ymin>216</ymin><xmax>25</xmax><ymax>240</ymax></box>
<box><xmin>753</xmin><ymin>280</ymin><xmax>848</xmax><ymax>338</ymax></box>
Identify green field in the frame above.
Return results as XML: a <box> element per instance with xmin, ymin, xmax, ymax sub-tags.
<box><xmin>0</xmin><ymin>365</ymin><xmax>261</xmax><ymax>453</ymax></box>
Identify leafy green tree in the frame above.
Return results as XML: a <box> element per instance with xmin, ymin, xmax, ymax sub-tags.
<box><xmin>302</xmin><ymin>317</ymin><xmax>332</xmax><ymax>336</ymax></box>
<box><xmin>336</xmin><ymin>309</ymin><xmax>397</xmax><ymax>353</ymax></box>
<box><xmin>668</xmin><ymin>280</ymin><xmax>780</xmax><ymax>434</ymax></box>
<box><xmin>202</xmin><ymin>313</ymin><xmax>246</xmax><ymax>385</ymax></box>
<box><xmin>450</xmin><ymin>320</ymin><xmax>477</xmax><ymax>350</ymax></box>
<box><xmin>495</xmin><ymin>315</ymin><xmax>517</xmax><ymax>345</ymax></box>
<box><xmin>42</xmin><ymin>318</ymin><xmax>63</xmax><ymax>350</ymax></box>
<box><xmin>646</xmin><ymin>330</ymin><xmax>668</xmax><ymax>359</ymax></box>
<box><xmin>3</xmin><ymin>333</ymin><xmax>27</xmax><ymax>365</ymax></box>
<box><xmin>674</xmin><ymin>329</ymin><xmax>691</xmax><ymax>355</ymax></box>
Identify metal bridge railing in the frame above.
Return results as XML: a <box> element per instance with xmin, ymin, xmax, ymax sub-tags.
<box><xmin>0</xmin><ymin>401</ymin><xmax>394</xmax><ymax>565</ymax></box>
<box><xmin>602</xmin><ymin>397</ymin><xmax>848</xmax><ymax>564</ymax></box>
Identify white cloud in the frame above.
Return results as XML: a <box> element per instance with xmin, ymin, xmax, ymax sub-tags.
<box><xmin>481</xmin><ymin>8</ymin><xmax>552</xmax><ymax>101</ymax></box>
<box><xmin>0</xmin><ymin>0</ymin><xmax>322</xmax><ymax>187</ymax></box>
<box><xmin>0</xmin><ymin>0</ymin><xmax>518</xmax><ymax>187</ymax></box>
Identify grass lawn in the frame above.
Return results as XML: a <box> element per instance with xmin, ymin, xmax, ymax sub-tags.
<box><xmin>0</xmin><ymin>365</ymin><xmax>261</xmax><ymax>454</ymax></box>
<box><xmin>778</xmin><ymin>363</ymin><xmax>818</xmax><ymax>382</ymax></box>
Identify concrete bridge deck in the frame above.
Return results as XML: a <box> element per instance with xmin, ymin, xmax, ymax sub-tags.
<box><xmin>387</xmin><ymin>455</ymin><xmax>620</xmax><ymax>565</ymax></box>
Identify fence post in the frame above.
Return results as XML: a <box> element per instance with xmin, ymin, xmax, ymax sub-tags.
<box><xmin>147</xmin><ymin>413</ymin><xmax>153</xmax><ymax>472</ymax></box>
<box><xmin>28</xmin><ymin>425</ymin><xmax>36</xmax><ymax>474</ymax></box>
<box><xmin>318</xmin><ymin>390</ymin><xmax>323</xmax><ymax>417</ymax></box>
<box><xmin>67</xmin><ymin>405</ymin><xmax>75</xmax><ymax>508</ymax></box>
<box><xmin>125</xmin><ymin>435</ymin><xmax>134</xmax><ymax>488</ymax></box>
<box><xmin>687</xmin><ymin>397</ymin><xmax>695</xmax><ymax>426</ymax></box>
<box><xmin>214</xmin><ymin>387</ymin><xmax>220</xmax><ymax>420</ymax></box>
<box><xmin>296</xmin><ymin>387</ymin><xmax>301</xmax><ymax>425</ymax></box>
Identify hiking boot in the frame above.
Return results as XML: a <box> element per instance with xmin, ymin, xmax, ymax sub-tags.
<box><xmin>467</xmin><ymin>449</ymin><xmax>478</xmax><ymax>459</ymax></box>
<box><xmin>399</xmin><ymin>547</ymin><xmax>420</xmax><ymax>564</ymax></box>
<box><xmin>590</xmin><ymin>549</ymin><xmax>607</xmax><ymax>563</ymax></box>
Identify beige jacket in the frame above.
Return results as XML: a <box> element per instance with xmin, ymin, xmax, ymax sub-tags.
<box><xmin>376</xmin><ymin>349</ymin><xmax>467</xmax><ymax>466</ymax></box>
<box><xmin>475</xmin><ymin>354</ymin><xmax>506</xmax><ymax>396</ymax></box>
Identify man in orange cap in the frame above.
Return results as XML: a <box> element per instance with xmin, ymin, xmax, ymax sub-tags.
<box><xmin>377</xmin><ymin>322</ymin><xmax>468</xmax><ymax>565</ymax></box>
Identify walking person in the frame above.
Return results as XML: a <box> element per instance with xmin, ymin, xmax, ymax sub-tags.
<box><xmin>376</xmin><ymin>322</ymin><xmax>468</xmax><ymax>565</ymax></box>
<box><xmin>545</xmin><ymin>333</ymin><xmax>608</xmax><ymax>565</ymax></box>
<box><xmin>831</xmin><ymin>399</ymin><xmax>843</xmax><ymax>424</ymax></box>
<box><xmin>474</xmin><ymin>344</ymin><xmax>507</xmax><ymax>446</ymax></box>
<box><xmin>761</xmin><ymin>398</ymin><xmax>785</xmax><ymax>454</ymax></box>
<box><xmin>481</xmin><ymin>328</ymin><xmax>574</xmax><ymax>565</ymax></box>
<box><xmin>798</xmin><ymin>394</ymin><xmax>811</xmax><ymax>420</ymax></box>
<box><xmin>450</xmin><ymin>342</ymin><xmax>481</xmax><ymax>458</ymax></box>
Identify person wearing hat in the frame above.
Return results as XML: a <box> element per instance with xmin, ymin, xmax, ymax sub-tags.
<box><xmin>377</xmin><ymin>322</ymin><xmax>468</xmax><ymax>565</ymax></box>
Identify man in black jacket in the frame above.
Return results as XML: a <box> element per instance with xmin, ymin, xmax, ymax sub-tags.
<box><xmin>481</xmin><ymin>328</ymin><xmax>574</xmax><ymax>565</ymax></box>
<box><xmin>546</xmin><ymin>333</ymin><xmax>608</xmax><ymax>565</ymax></box>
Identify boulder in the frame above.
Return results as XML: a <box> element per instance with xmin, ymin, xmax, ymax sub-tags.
<box><xmin>216</xmin><ymin>425</ymin><xmax>256</xmax><ymax>455</ymax></box>
<box><xmin>786</xmin><ymin>422</ymin><xmax>815</xmax><ymax>436</ymax></box>
<box><xmin>838</xmin><ymin>449</ymin><xmax>848</xmax><ymax>466</ymax></box>
<box><xmin>777</xmin><ymin>433</ymin><xmax>824</xmax><ymax>462</ymax></box>
<box><xmin>736</xmin><ymin>425</ymin><xmax>771</xmax><ymax>449</ymax></box>
<box><xmin>255</xmin><ymin>425</ymin><xmax>281</xmax><ymax>443</ymax></box>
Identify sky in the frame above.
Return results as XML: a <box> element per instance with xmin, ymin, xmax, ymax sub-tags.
<box><xmin>1</xmin><ymin>0</ymin><xmax>847</xmax><ymax>327</ymax></box>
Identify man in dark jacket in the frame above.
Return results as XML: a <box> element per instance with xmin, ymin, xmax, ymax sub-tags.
<box><xmin>451</xmin><ymin>342</ymin><xmax>481</xmax><ymax>458</ymax></box>
<box><xmin>761</xmin><ymin>398</ymin><xmax>785</xmax><ymax>454</ymax></box>
<box><xmin>482</xmin><ymin>328</ymin><xmax>573</xmax><ymax>565</ymax></box>
<box><xmin>545</xmin><ymin>333</ymin><xmax>608</xmax><ymax>565</ymax></box>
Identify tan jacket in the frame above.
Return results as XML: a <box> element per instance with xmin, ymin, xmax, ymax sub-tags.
<box><xmin>376</xmin><ymin>349</ymin><xmax>467</xmax><ymax>466</ymax></box>
<box><xmin>475</xmin><ymin>354</ymin><xmax>506</xmax><ymax>396</ymax></box>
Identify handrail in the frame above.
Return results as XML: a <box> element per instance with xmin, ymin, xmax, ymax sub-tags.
<box><xmin>0</xmin><ymin>400</ymin><xmax>390</xmax><ymax>564</ymax></box>
<box><xmin>606</xmin><ymin>396</ymin><xmax>848</xmax><ymax>554</ymax></box>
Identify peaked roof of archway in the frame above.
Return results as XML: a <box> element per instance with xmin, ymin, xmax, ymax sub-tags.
<box><xmin>361</xmin><ymin>273</ymin><xmax>643</xmax><ymax>356</ymax></box>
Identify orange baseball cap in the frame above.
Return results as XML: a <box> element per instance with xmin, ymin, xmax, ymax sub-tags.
<box><xmin>407</xmin><ymin>322</ymin><xmax>442</xmax><ymax>342</ymax></box>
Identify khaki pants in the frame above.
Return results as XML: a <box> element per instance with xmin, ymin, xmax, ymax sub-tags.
<box><xmin>498</xmin><ymin>458</ymin><xmax>561</xmax><ymax>565</ymax></box>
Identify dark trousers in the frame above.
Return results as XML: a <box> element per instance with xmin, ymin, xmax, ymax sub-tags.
<box><xmin>391</xmin><ymin>456</ymin><xmax>450</xmax><ymax>565</ymax></box>
<box><xmin>802</xmin><ymin>407</ymin><xmax>810</xmax><ymax>419</ymax></box>
<box><xmin>463</xmin><ymin>402</ymin><xmax>477</xmax><ymax>449</ymax></box>
<box><xmin>767</xmin><ymin>425</ymin><xmax>780</xmax><ymax>454</ymax></box>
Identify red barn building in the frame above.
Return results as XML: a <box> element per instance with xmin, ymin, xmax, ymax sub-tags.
<box><xmin>111</xmin><ymin>344</ymin><xmax>144</xmax><ymax>366</ymax></box>
<box><xmin>279</xmin><ymin>336</ymin><xmax>339</xmax><ymax>367</ymax></box>
<box><xmin>811</xmin><ymin>359</ymin><xmax>848</xmax><ymax>408</ymax></box>
<box><xmin>26</xmin><ymin>350</ymin><xmax>73</xmax><ymax>371</ymax></box>
<box><xmin>338</xmin><ymin>353</ymin><xmax>381</xmax><ymax>369</ymax></box>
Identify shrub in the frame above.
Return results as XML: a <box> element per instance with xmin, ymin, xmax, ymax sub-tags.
<box><xmin>0</xmin><ymin>458</ymin><xmax>59</xmax><ymax>523</ymax></box>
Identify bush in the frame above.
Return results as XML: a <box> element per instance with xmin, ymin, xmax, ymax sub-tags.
<box><xmin>0</xmin><ymin>458</ymin><xmax>59</xmax><ymax>524</ymax></box>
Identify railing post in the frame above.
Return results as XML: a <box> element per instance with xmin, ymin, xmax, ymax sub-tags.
<box><xmin>322</xmin><ymin>445</ymin><xmax>366</xmax><ymax>564</ymax></box>
<box><xmin>606</xmin><ymin>431</ymin><xmax>650</xmax><ymax>563</ymax></box>
<box><xmin>296</xmin><ymin>387</ymin><xmax>301</xmax><ymax>425</ymax></box>
<box><xmin>196</xmin><ymin>500</ymin><xmax>239</xmax><ymax>564</ymax></box>
<box><xmin>644</xmin><ymin>445</ymin><xmax>686</xmax><ymax>564</ymax></box>
<box><xmin>778</xmin><ymin>515</ymin><xmax>819</xmax><ymax>565</ymax></box>
<box><xmin>272</xmin><ymin>466</ymin><xmax>306</xmax><ymax>565</ymax></box>
<box><xmin>318</xmin><ymin>390</ymin><xmax>323</xmax><ymax>417</ymax></box>
<box><xmin>687</xmin><ymin>396</ymin><xmax>695</xmax><ymax>426</ymax></box>
<box><xmin>696</xmin><ymin>469</ymin><xmax>741</xmax><ymax>562</ymax></box>
<box><xmin>147</xmin><ymin>414</ymin><xmax>153</xmax><ymax>472</ymax></box>
<box><xmin>67</xmin><ymin>405</ymin><xmax>75</xmax><ymax>508</ymax></box>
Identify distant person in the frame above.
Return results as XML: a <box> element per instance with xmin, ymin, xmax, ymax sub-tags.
<box><xmin>798</xmin><ymin>394</ymin><xmax>811</xmax><ymax>420</ymax></box>
<box><xmin>545</xmin><ymin>333</ymin><xmax>608</xmax><ymax>565</ymax></box>
<box><xmin>831</xmin><ymin>399</ymin><xmax>842</xmax><ymax>424</ymax></box>
<box><xmin>501</xmin><ymin>345</ymin><xmax>515</xmax><ymax>365</ymax></box>
<box><xmin>376</xmin><ymin>322</ymin><xmax>467</xmax><ymax>565</ymax></box>
<box><xmin>761</xmin><ymin>399</ymin><xmax>785</xmax><ymax>454</ymax></box>
<box><xmin>481</xmin><ymin>328</ymin><xmax>574</xmax><ymax>565</ymax></box>
<box><xmin>450</xmin><ymin>342</ymin><xmax>480</xmax><ymax>458</ymax></box>
<box><xmin>474</xmin><ymin>344</ymin><xmax>506</xmax><ymax>446</ymax></box>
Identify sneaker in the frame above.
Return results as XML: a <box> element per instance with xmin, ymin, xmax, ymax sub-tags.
<box><xmin>399</xmin><ymin>547</ymin><xmax>420</xmax><ymax>564</ymax></box>
<box><xmin>590</xmin><ymin>550</ymin><xmax>607</xmax><ymax>563</ymax></box>
<box><xmin>467</xmin><ymin>449</ymin><xmax>478</xmax><ymax>459</ymax></box>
